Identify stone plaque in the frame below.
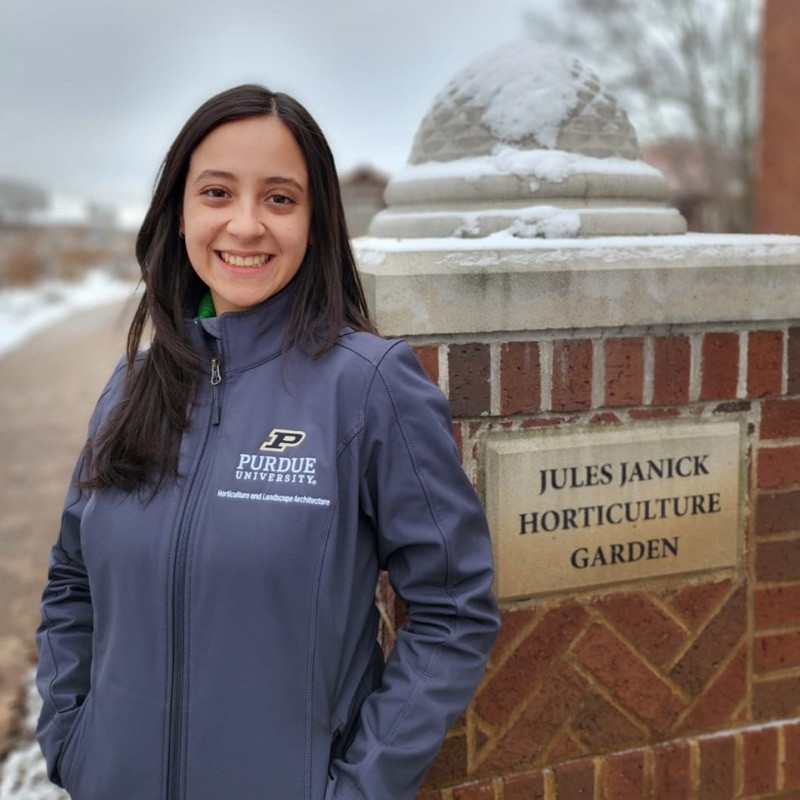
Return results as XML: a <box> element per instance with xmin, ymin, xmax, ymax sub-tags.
<box><xmin>484</xmin><ymin>420</ymin><xmax>742</xmax><ymax>600</ymax></box>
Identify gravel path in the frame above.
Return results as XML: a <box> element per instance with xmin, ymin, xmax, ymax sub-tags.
<box><xmin>0</xmin><ymin>298</ymin><xmax>135</xmax><ymax>796</ymax></box>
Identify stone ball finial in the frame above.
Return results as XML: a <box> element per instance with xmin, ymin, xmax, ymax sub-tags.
<box><xmin>409</xmin><ymin>43</ymin><xmax>640</xmax><ymax>164</ymax></box>
<box><xmin>368</xmin><ymin>41</ymin><xmax>686</xmax><ymax>239</ymax></box>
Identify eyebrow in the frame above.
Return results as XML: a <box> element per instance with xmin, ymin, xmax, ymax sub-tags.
<box><xmin>192</xmin><ymin>169</ymin><xmax>306</xmax><ymax>193</ymax></box>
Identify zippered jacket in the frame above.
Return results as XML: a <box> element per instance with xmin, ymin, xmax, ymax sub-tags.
<box><xmin>36</xmin><ymin>282</ymin><xmax>499</xmax><ymax>800</ymax></box>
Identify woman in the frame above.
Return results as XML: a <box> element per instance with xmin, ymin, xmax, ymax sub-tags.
<box><xmin>36</xmin><ymin>85</ymin><xmax>499</xmax><ymax>800</ymax></box>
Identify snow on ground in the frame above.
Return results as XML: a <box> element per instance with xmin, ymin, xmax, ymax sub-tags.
<box><xmin>0</xmin><ymin>269</ymin><xmax>135</xmax><ymax>799</ymax></box>
<box><xmin>0</xmin><ymin>672</ymin><xmax>67</xmax><ymax>800</ymax></box>
<box><xmin>0</xmin><ymin>269</ymin><xmax>137</xmax><ymax>361</ymax></box>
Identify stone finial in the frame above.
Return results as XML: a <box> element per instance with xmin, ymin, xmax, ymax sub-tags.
<box><xmin>368</xmin><ymin>41</ymin><xmax>687</xmax><ymax>239</ymax></box>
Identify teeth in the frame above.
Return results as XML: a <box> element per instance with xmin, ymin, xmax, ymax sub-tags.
<box><xmin>220</xmin><ymin>252</ymin><xmax>270</xmax><ymax>267</ymax></box>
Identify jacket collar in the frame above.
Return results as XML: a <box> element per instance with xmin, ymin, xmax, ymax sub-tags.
<box><xmin>193</xmin><ymin>280</ymin><xmax>297</xmax><ymax>374</ymax></box>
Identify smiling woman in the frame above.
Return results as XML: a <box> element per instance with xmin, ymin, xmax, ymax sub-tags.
<box><xmin>181</xmin><ymin>116</ymin><xmax>312</xmax><ymax>314</ymax></box>
<box><xmin>33</xmin><ymin>84</ymin><xmax>499</xmax><ymax>800</ymax></box>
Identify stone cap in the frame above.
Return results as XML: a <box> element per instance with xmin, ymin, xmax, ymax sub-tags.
<box><xmin>369</xmin><ymin>41</ymin><xmax>687</xmax><ymax>239</ymax></box>
<box><xmin>355</xmin><ymin>233</ymin><xmax>800</xmax><ymax>337</ymax></box>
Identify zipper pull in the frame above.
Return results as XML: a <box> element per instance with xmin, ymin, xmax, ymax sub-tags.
<box><xmin>210</xmin><ymin>357</ymin><xmax>222</xmax><ymax>425</ymax></box>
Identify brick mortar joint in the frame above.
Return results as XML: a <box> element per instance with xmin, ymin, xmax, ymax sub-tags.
<box><xmin>434</xmin><ymin>718</ymin><xmax>800</xmax><ymax>800</ymax></box>
<box><xmin>403</xmin><ymin>322</ymin><xmax>798</xmax><ymax>349</ymax></box>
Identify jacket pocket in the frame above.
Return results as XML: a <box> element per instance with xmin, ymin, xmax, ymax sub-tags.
<box><xmin>330</xmin><ymin>642</ymin><xmax>384</xmax><ymax>763</ymax></box>
<box><xmin>56</xmin><ymin>692</ymin><xmax>93</xmax><ymax>790</ymax></box>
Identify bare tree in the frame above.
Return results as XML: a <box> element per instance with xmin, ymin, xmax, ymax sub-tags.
<box><xmin>523</xmin><ymin>0</ymin><xmax>762</xmax><ymax>232</ymax></box>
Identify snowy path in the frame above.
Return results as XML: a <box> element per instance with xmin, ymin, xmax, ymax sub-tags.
<box><xmin>0</xmin><ymin>271</ymin><xmax>136</xmax><ymax>799</ymax></box>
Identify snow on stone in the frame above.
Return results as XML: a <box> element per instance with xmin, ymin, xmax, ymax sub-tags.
<box><xmin>354</xmin><ymin>232</ymin><xmax>800</xmax><ymax>268</ymax></box>
<box><xmin>508</xmin><ymin>207</ymin><xmax>581</xmax><ymax>239</ymax></box>
<box><xmin>0</xmin><ymin>269</ymin><xmax>137</xmax><ymax>360</ymax></box>
<box><xmin>391</xmin><ymin>146</ymin><xmax>662</xmax><ymax>189</ymax></box>
<box><xmin>434</xmin><ymin>41</ymin><xmax>585</xmax><ymax>148</ymax></box>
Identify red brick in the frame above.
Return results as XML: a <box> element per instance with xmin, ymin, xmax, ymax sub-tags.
<box><xmin>759</xmin><ymin>0</ymin><xmax>800</xmax><ymax>234</ymax></box>
<box><xmin>452</xmin><ymin>780</ymin><xmax>496</xmax><ymax>800</ymax></box>
<box><xmin>698</xmin><ymin>735</ymin><xmax>736</xmax><ymax>800</ymax></box>
<box><xmin>669</xmin><ymin>580</ymin><xmax>734</xmax><ymax>628</ymax></box>
<box><xmin>415</xmin><ymin>792</ymin><xmax>442</xmax><ymax>800</ymax></box>
<box><xmin>605</xmin><ymin>750</ymin><xmax>646</xmax><ymax>798</ymax></box>
<box><xmin>757</xmin><ymin>539</ymin><xmax>800</xmax><ymax>582</ymax></box>
<box><xmin>520</xmin><ymin>415</ymin><xmax>571</xmax><ymax>429</ymax></box>
<box><xmin>670</xmin><ymin>585</ymin><xmax>747</xmax><ymax>694</ymax></box>
<box><xmin>605</xmin><ymin>337</ymin><xmax>644</xmax><ymax>407</ymax></box>
<box><xmin>448</xmin><ymin>343</ymin><xmax>490</xmax><ymax>417</ymax></box>
<box><xmin>753</xmin><ymin>675</ymin><xmax>800</xmax><ymax>719</ymax></box>
<box><xmin>786</xmin><ymin>721</ymin><xmax>800</xmax><ymax>789</ymax></box>
<box><xmin>761</xmin><ymin>398</ymin><xmax>800</xmax><ymax>439</ymax></box>
<box><xmin>476</xmin><ymin>602</ymin><xmax>588</xmax><ymax>726</ymax></box>
<box><xmin>628</xmin><ymin>407</ymin><xmax>681</xmax><ymax>420</ymax></box>
<box><xmin>653</xmin><ymin>335</ymin><xmax>691</xmax><ymax>406</ymax></box>
<box><xmin>700</xmin><ymin>332</ymin><xmax>739</xmax><ymax>401</ymax></box>
<box><xmin>413</xmin><ymin>344</ymin><xmax>440</xmax><ymax>385</ymax></box>
<box><xmin>500</xmin><ymin>342</ymin><xmax>541</xmax><ymax>416</ymax></box>
<box><xmin>748</xmin><ymin>329</ymin><xmax>784</xmax><ymax>398</ymax></box>
<box><xmin>714</xmin><ymin>400</ymin><xmax>752</xmax><ymax>415</ymax></box>
<box><xmin>743</xmin><ymin>726</ymin><xmax>779</xmax><ymax>795</ymax></box>
<box><xmin>491</xmin><ymin>607</ymin><xmax>538</xmax><ymax>662</ymax></box>
<box><xmin>756</xmin><ymin>490</ymin><xmax>800</xmax><ymax>535</ymax></box>
<box><xmin>789</xmin><ymin>327</ymin><xmax>800</xmax><ymax>395</ymax></box>
<box><xmin>553</xmin><ymin>759</ymin><xmax>595</xmax><ymax>798</ymax></box>
<box><xmin>594</xmin><ymin>592</ymin><xmax>686</xmax><ymax>668</ymax></box>
<box><xmin>758</xmin><ymin>445</ymin><xmax>800</xmax><ymax>489</ymax></box>
<box><xmin>755</xmin><ymin>630</ymin><xmax>800</xmax><ymax>673</ymax></box>
<box><xmin>652</xmin><ymin>741</ymin><xmax>691</xmax><ymax>800</ymax></box>
<box><xmin>755</xmin><ymin>584</ymin><xmax>800</xmax><ymax>628</ymax></box>
<box><xmin>422</xmin><ymin>732</ymin><xmax>467</xmax><ymax>786</ymax></box>
<box><xmin>678</xmin><ymin>644</ymin><xmax>747</xmax><ymax>733</ymax></box>
<box><xmin>551</xmin><ymin>339</ymin><xmax>593</xmax><ymax>411</ymax></box>
<box><xmin>590</xmin><ymin>411</ymin><xmax>622</xmax><ymax>424</ymax></box>
<box><xmin>574</xmin><ymin>624</ymin><xmax>684</xmax><ymax>731</ymax></box>
<box><xmin>570</xmin><ymin>691</ymin><xmax>647</xmax><ymax>752</ymax></box>
<box><xmin>481</xmin><ymin>666</ymin><xmax>588</xmax><ymax>774</ymax></box>
<box><xmin>546</xmin><ymin>732</ymin><xmax>585</xmax><ymax>762</ymax></box>
<box><xmin>503</xmin><ymin>771</ymin><xmax>545</xmax><ymax>800</ymax></box>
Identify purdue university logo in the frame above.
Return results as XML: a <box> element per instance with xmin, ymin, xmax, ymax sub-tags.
<box><xmin>259</xmin><ymin>429</ymin><xmax>306</xmax><ymax>452</ymax></box>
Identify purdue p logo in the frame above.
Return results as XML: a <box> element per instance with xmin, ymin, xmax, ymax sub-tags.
<box><xmin>259</xmin><ymin>429</ymin><xmax>306</xmax><ymax>452</ymax></box>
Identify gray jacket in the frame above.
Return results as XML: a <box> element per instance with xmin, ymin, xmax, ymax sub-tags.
<box><xmin>36</xmin><ymin>283</ymin><xmax>499</xmax><ymax>799</ymax></box>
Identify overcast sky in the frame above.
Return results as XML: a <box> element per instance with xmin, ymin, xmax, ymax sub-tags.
<box><xmin>0</xmin><ymin>0</ymin><xmax>546</xmax><ymax>222</ymax></box>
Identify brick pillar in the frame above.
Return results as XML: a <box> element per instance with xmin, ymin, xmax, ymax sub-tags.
<box><xmin>757</xmin><ymin>0</ymin><xmax>800</xmax><ymax>233</ymax></box>
<box><xmin>358</xmin><ymin>233</ymin><xmax>800</xmax><ymax>799</ymax></box>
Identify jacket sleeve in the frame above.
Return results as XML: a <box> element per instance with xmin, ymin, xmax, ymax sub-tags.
<box><xmin>326</xmin><ymin>341</ymin><xmax>500</xmax><ymax>800</ymax></box>
<box><xmin>35</xmin><ymin>362</ymin><xmax>124</xmax><ymax>786</ymax></box>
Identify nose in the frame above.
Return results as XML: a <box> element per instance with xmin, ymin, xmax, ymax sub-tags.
<box><xmin>227</xmin><ymin>200</ymin><xmax>264</xmax><ymax>239</ymax></box>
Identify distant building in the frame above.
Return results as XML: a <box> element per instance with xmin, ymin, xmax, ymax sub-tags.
<box><xmin>339</xmin><ymin>165</ymin><xmax>388</xmax><ymax>238</ymax></box>
<box><xmin>642</xmin><ymin>139</ymin><xmax>743</xmax><ymax>232</ymax></box>
<box><xmin>757</xmin><ymin>0</ymin><xmax>800</xmax><ymax>233</ymax></box>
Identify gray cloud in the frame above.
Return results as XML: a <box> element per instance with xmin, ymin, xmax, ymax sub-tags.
<box><xmin>0</xmin><ymin>0</ymin><xmax>528</xmax><ymax>215</ymax></box>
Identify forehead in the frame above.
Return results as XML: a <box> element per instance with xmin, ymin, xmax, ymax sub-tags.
<box><xmin>187</xmin><ymin>115</ymin><xmax>308</xmax><ymax>181</ymax></box>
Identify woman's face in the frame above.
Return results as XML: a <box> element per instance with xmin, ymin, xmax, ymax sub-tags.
<box><xmin>181</xmin><ymin>115</ymin><xmax>312</xmax><ymax>315</ymax></box>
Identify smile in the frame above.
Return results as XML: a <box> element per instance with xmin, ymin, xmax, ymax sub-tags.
<box><xmin>218</xmin><ymin>251</ymin><xmax>273</xmax><ymax>267</ymax></box>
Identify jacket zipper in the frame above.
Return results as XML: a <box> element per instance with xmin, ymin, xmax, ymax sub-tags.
<box><xmin>166</xmin><ymin>354</ymin><xmax>223</xmax><ymax>800</ymax></box>
<box><xmin>210</xmin><ymin>357</ymin><xmax>222</xmax><ymax>425</ymax></box>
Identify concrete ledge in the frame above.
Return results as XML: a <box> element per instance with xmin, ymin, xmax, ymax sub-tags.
<box><xmin>354</xmin><ymin>233</ymin><xmax>800</xmax><ymax>337</ymax></box>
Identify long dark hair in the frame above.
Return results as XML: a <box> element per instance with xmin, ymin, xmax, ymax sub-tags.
<box><xmin>83</xmin><ymin>84</ymin><xmax>375</xmax><ymax>492</ymax></box>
